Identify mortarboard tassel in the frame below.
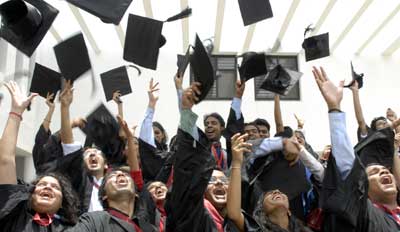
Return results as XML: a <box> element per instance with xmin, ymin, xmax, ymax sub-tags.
<box><xmin>165</xmin><ymin>7</ymin><xmax>192</xmax><ymax>22</ymax></box>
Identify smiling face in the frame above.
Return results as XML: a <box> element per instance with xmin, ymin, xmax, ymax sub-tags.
<box><xmin>244</xmin><ymin>124</ymin><xmax>260</xmax><ymax>140</ymax></box>
<box><xmin>31</xmin><ymin>176</ymin><xmax>63</xmax><ymax>215</ymax></box>
<box><xmin>147</xmin><ymin>181</ymin><xmax>168</xmax><ymax>204</ymax></box>
<box><xmin>204</xmin><ymin>170</ymin><xmax>229</xmax><ymax>210</ymax></box>
<box><xmin>366</xmin><ymin>165</ymin><xmax>398</xmax><ymax>203</ymax></box>
<box><xmin>83</xmin><ymin>148</ymin><xmax>106</xmax><ymax>177</ymax></box>
<box><xmin>257</xmin><ymin>125</ymin><xmax>270</xmax><ymax>138</ymax></box>
<box><xmin>262</xmin><ymin>190</ymin><xmax>289</xmax><ymax>215</ymax></box>
<box><xmin>153</xmin><ymin>126</ymin><xmax>165</xmax><ymax>144</ymax></box>
<box><xmin>102</xmin><ymin>170</ymin><xmax>135</xmax><ymax>203</ymax></box>
<box><xmin>204</xmin><ymin>116</ymin><xmax>224</xmax><ymax>142</ymax></box>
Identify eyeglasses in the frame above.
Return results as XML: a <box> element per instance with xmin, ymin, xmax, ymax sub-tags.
<box><xmin>208</xmin><ymin>176</ymin><xmax>229</xmax><ymax>185</ymax></box>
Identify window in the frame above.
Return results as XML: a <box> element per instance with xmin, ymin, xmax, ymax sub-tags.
<box><xmin>254</xmin><ymin>54</ymin><xmax>300</xmax><ymax>100</ymax></box>
<box><xmin>190</xmin><ymin>54</ymin><xmax>237</xmax><ymax>100</ymax></box>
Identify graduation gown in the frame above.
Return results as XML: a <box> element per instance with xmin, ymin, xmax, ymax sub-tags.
<box><xmin>321</xmin><ymin>155</ymin><xmax>400</xmax><ymax>231</ymax></box>
<box><xmin>32</xmin><ymin>126</ymin><xmax>64</xmax><ymax>175</ymax></box>
<box><xmin>68</xmin><ymin>210</ymin><xmax>156</xmax><ymax>232</ymax></box>
<box><xmin>0</xmin><ymin>184</ymin><xmax>73</xmax><ymax>232</ymax></box>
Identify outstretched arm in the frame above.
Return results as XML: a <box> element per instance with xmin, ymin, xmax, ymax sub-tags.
<box><xmin>350</xmin><ymin>81</ymin><xmax>368</xmax><ymax>138</ymax></box>
<box><xmin>274</xmin><ymin>95</ymin><xmax>284</xmax><ymax>134</ymax></box>
<box><xmin>139</xmin><ymin>78</ymin><xmax>159</xmax><ymax>147</ymax></box>
<box><xmin>312</xmin><ymin>66</ymin><xmax>355</xmax><ymax>180</ymax></box>
<box><xmin>42</xmin><ymin>93</ymin><xmax>55</xmax><ymax>132</ymax></box>
<box><xmin>113</xmin><ymin>90</ymin><xmax>124</xmax><ymax>119</ymax></box>
<box><xmin>0</xmin><ymin>81</ymin><xmax>37</xmax><ymax>184</ymax></box>
<box><xmin>174</xmin><ymin>73</ymin><xmax>184</xmax><ymax>112</ymax></box>
<box><xmin>59</xmin><ymin>80</ymin><xmax>74</xmax><ymax>145</ymax></box>
<box><xmin>227</xmin><ymin>133</ymin><xmax>252</xmax><ymax>232</ymax></box>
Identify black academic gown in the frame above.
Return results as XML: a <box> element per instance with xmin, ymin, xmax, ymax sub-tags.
<box><xmin>165</xmin><ymin>128</ymin><xmax>252</xmax><ymax>232</ymax></box>
<box><xmin>0</xmin><ymin>184</ymin><xmax>73</xmax><ymax>232</ymax></box>
<box><xmin>69</xmin><ymin>210</ymin><xmax>156</xmax><ymax>232</ymax></box>
<box><xmin>321</xmin><ymin>155</ymin><xmax>400</xmax><ymax>232</ymax></box>
<box><xmin>32</xmin><ymin>126</ymin><xmax>64</xmax><ymax>175</ymax></box>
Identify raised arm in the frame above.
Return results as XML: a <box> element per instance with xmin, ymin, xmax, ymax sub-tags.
<box><xmin>42</xmin><ymin>92</ymin><xmax>55</xmax><ymax>132</ymax></box>
<box><xmin>274</xmin><ymin>95</ymin><xmax>284</xmax><ymax>134</ymax></box>
<box><xmin>349</xmin><ymin>81</ymin><xmax>368</xmax><ymax>138</ymax></box>
<box><xmin>312</xmin><ymin>66</ymin><xmax>355</xmax><ymax>180</ymax></box>
<box><xmin>113</xmin><ymin>90</ymin><xmax>124</xmax><ymax>119</ymax></box>
<box><xmin>0</xmin><ymin>81</ymin><xmax>37</xmax><ymax>184</ymax></box>
<box><xmin>393</xmin><ymin>133</ymin><xmax>400</xmax><ymax>188</ymax></box>
<box><xmin>387</xmin><ymin>108</ymin><xmax>400</xmax><ymax>133</ymax></box>
<box><xmin>118</xmin><ymin>116</ymin><xmax>139</xmax><ymax>171</ymax></box>
<box><xmin>227</xmin><ymin>133</ymin><xmax>252</xmax><ymax>232</ymax></box>
<box><xmin>59</xmin><ymin>80</ymin><xmax>74</xmax><ymax>145</ymax></box>
<box><xmin>174</xmin><ymin>73</ymin><xmax>184</xmax><ymax>112</ymax></box>
<box><xmin>139</xmin><ymin>78</ymin><xmax>159</xmax><ymax>147</ymax></box>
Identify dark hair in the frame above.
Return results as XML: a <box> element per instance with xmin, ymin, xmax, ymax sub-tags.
<box><xmin>244</xmin><ymin>122</ymin><xmax>260</xmax><ymax>131</ymax></box>
<box><xmin>98</xmin><ymin>168</ymin><xmax>135</xmax><ymax>209</ymax></box>
<box><xmin>30</xmin><ymin>173</ymin><xmax>79</xmax><ymax>224</ymax></box>
<box><xmin>253</xmin><ymin>118</ymin><xmax>271</xmax><ymax>131</ymax></box>
<box><xmin>169</xmin><ymin>134</ymin><xmax>178</xmax><ymax>152</ymax></box>
<box><xmin>370</xmin><ymin>116</ymin><xmax>386</xmax><ymax>131</ymax></box>
<box><xmin>204</xmin><ymin>113</ymin><xmax>226</xmax><ymax>128</ymax></box>
<box><xmin>153</xmin><ymin>121</ymin><xmax>168</xmax><ymax>144</ymax></box>
<box><xmin>275</xmin><ymin>126</ymin><xmax>293</xmax><ymax>138</ymax></box>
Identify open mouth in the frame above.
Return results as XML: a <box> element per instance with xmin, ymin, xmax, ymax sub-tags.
<box><xmin>380</xmin><ymin>175</ymin><xmax>393</xmax><ymax>185</ymax></box>
<box><xmin>116</xmin><ymin>176</ymin><xmax>128</xmax><ymax>186</ymax></box>
<box><xmin>155</xmin><ymin>188</ymin><xmax>165</xmax><ymax>198</ymax></box>
<box><xmin>39</xmin><ymin>191</ymin><xmax>53</xmax><ymax>200</ymax></box>
<box><xmin>213</xmin><ymin>188</ymin><xmax>226</xmax><ymax>200</ymax></box>
<box><xmin>89</xmin><ymin>157</ymin><xmax>98</xmax><ymax>167</ymax></box>
<box><xmin>272</xmin><ymin>195</ymin><xmax>283</xmax><ymax>201</ymax></box>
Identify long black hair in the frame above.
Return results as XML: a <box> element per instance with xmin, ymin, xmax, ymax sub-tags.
<box><xmin>30</xmin><ymin>172</ymin><xmax>79</xmax><ymax>224</ymax></box>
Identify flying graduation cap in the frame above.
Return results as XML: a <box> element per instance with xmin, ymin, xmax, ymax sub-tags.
<box><xmin>123</xmin><ymin>7</ymin><xmax>192</xmax><ymax>70</ymax></box>
<box><xmin>238</xmin><ymin>52</ymin><xmax>268</xmax><ymax>82</ymax></box>
<box><xmin>100</xmin><ymin>65</ymin><xmax>141</xmax><ymax>102</ymax></box>
<box><xmin>66</xmin><ymin>0</ymin><xmax>133</xmax><ymax>25</ymax></box>
<box><xmin>344</xmin><ymin>62</ymin><xmax>364</xmax><ymax>89</ymax></box>
<box><xmin>260</xmin><ymin>64</ymin><xmax>302</xmax><ymax>96</ymax></box>
<box><xmin>54</xmin><ymin>33</ymin><xmax>92</xmax><ymax>83</ymax></box>
<box><xmin>302</xmin><ymin>25</ymin><xmax>330</xmax><ymax>62</ymax></box>
<box><xmin>0</xmin><ymin>0</ymin><xmax>59</xmax><ymax>57</ymax></box>
<box><xmin>238</xmin><ymin>0</ymin><xmax>273</xmax><ymax>26</ymax></box>
<box><xmin>29</xmin><ymin>63</ymin><xmax>62</xmax><ymax>102</ymax></box>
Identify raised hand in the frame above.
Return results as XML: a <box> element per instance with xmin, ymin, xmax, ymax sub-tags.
<box><xmin>113</xmin><ymin>90</ymin><xmax>122</xmax><ymax>104</ymax></box>
<box><xmin>387</xmin><ymin>108</ymin><xmax>397</xmax><ymax>122</ymax></box>
<box><xmin>117</xmin><ymin>115</ymin><xmax>136</xmax><ymax>139</ymax></box>
<box><xmin>148</xmin><ymin>78</ymin><xmax>160</xmax><ymax>109</ymax></box>
<box><xmin>181</xmin><ymin>82</ymin><xmax>201</xmax><ymax>110</ymax></box>
<box><xmin>4</xmin><ymin>81</ymin><xmax>37</xmax><ymax>114</ymax></box>
<box><xmin>45</xmin><ymin>92</ymin><xmax>55</xmax><ymax>109</ymax></box>
<box><xmin>349</xmin><ymin>79</ymin><xmax>359</xmax><ymax>92</ymax></box>
<box><xmin>312</xmin><ymin>66</ymin><xmax>344</xmax><ymax>111</ymax></box>
<box><xmin>235</xmin><ymin>79</ymin><xmax>245</xmax><ymax>99</ymax></box>
<box><xmin>231</xmin><ymin>133</ymin><xmax>252</xmax><ymax>165</ymax></box>
<box><xmin>174</xmin><ymin>72</ymin><xmax>183</xmax><ymax>90</ymax></box>
<box><xmin>71</xmin><ymin>117</ymin><xmax>87</xmax><ymax>129</ymax></box>
<box><xmin>294</xmin><ymin>113</ymin><xmax>304</xmax><ymax>129</ymax></box>
<box><xmin>59</xmin><ymin>80</ymin><xmax>73</xmax><ymax>107</ymax></box>
<box><xmin>282</xmin><ymin>137</ymin><xmax>301</xmax><ymax>166</ymax></box>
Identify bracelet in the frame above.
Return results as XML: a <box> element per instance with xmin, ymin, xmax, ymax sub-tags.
<box><xmin>9</xmin><ymin>112</ymin><xmax>23</xmax><ymax>121</ymax></box>
<box><xmin>328</xmin><ymin>108</ymin><xmax>342</xmax><ymax>113</ymax></box>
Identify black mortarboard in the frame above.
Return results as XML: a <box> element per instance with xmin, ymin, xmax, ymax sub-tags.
<box><xmin>0</xmin><ymin>0</ymin><xmax>59</xmax><ymax>57</ymax></box>
<box><xmin>123</xmin><ymin>7</ymin><xmax>192</xmax><ymax>70</ymax></box>
<box><xmin>238</xmin><ymin>52</ymin><xmax>268</xmax><ymax>82</ymax></box>
<box><xmin>66</xmin><ymin>0</ymin><xmax>132</xmax><ymax>25</ymax></box>
<box><xmin>344</xmin><ymin>62</ymin><xmax>364</xmax><ymax>89</ymax></box>
<box><xmin>82</xmin><ymin>103</ymin><xmax>120</xmax><ymax>147</ymax></box>
<box><xmin>238</xmin><ymin>0</ymin><xmax>273</xmax><ymax>26</ymax></box>
<box><xmin>54</xmin><ymin>33</ymin><xmax>92</xmax><ymax>82</ymax></box>
<box><xmin>190</xmin><ymin>34</ymin><xmax>215</xmax><ymax>103</ymax></box>
<box><xmin>260</xmin><ymin>64</ymin><xmax>302</xmax><ymax>95</ymax></box>
<box><xmin>177</xmin><ymin>46</ymin><xmax>191</xmax><ymax>75</ymax></box>
<box><xmin>302</xmin><ymin>32</ymin><xmax>330</xmax><ymax>62</ymax></box>
<box><xmin>100</xmin><ymin>65</ymin><xmax>141</xmax><ymax>101</ymax></box>
<box><xmin>29</xmin><ymin>63</ymin><xmax>62</xmax><ymax>102</ymax></box>
<box><xmin>354</xmin><ymin>127</ymin><xmax>394</xmax><ymax>169</ymax></box>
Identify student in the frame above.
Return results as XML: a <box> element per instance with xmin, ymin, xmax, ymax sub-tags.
<box><xmin>0</xmin><ymin>81</ymin><xmax>79</xmax><ymax>231</ymax></box>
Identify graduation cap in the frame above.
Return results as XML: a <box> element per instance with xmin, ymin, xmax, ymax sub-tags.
<box><xmin>259</xmin><ymin>64</ymin><xmax>302</xmax><ymax>95</ymax></box>
<box><xmin>29</xmin><ymin>63</ymin><xmax>62</xmax><ymax>102</ymax></box>
<box><xmin>354</xmin><ymin>127</ymin><xmax>394</xmax><ymax>169</ymax></box>
<box><xmin>238</xmin><ymin>52</ymin><xmax>268</xmax><ymax>82</ymax></box>
<box><xmin>302</xmin><ymin>27</ymin><xmax>330</xmax><ymax>62</ymax></box>
<box><xmin>344</xmin><ymin>62</ymin><xmax>364</xmax><ymax>89</ymax></box>
<box><xmin>123</xmin><ymin>7</ymin><xmax>192</xmax><ymax>70</ymax></box>
<box><xmin>190</xmin><ymin>34</ymin><xmax>215</xmax><ymax>103</ymax></box>
<box><xmin>176</xmin><ymin>46</ymin><xmax>191</xmax><ymax>75</ymax></box>
<box><xmin>100</xmin><ymin>65</ymin><xmax>141</xmax><ymax>102</ymax></box>
<box><xmin>54</xmin><ymin>33</ymin><xmax>92</xmax><ymax>82</ymax></box>
<box><xmin>0</xmin><ymin>0</ymin><xmax>59</xmax><ymax>57</ymax></box>
<box><xmin>238</xmin><ymin>0</ymin><xmax>273</xmax><ymax>26</ymax></box>
<box><xmin>66</xmin><ymin>0</ymin><xmax>132</xmax><ymax>25</ymax></box>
